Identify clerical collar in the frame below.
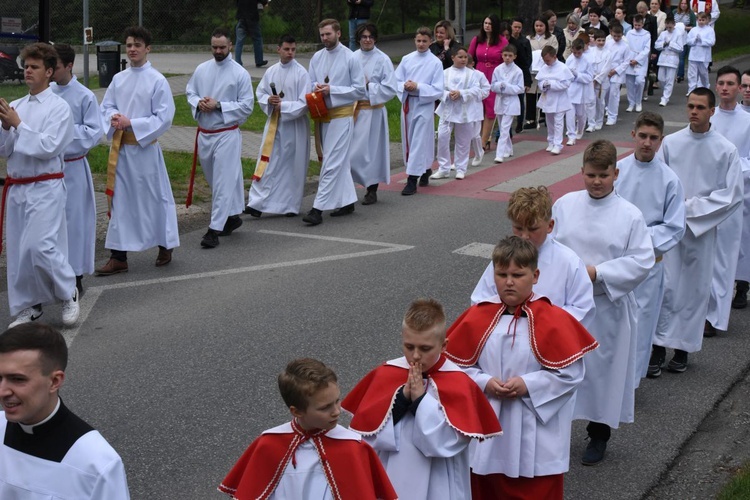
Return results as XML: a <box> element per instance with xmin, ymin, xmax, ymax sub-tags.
<box><xmin>718</xmin><ymin>102</ymin><xmax>738</xmax><ymax>112</ymax></box>
<box><xmin>19</xmin><ymin>398</ymin><xmax>60</xmax><ymax>434</ymax></box>
<box><xmin>689</xmin><ymin>123</ymin><xmax>712</xmax><ymax>135</ymax></box>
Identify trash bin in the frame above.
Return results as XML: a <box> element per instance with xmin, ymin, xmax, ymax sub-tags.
<box><xmin>96</xmin><ymin>41</ymin><xmax>121</xmax><ymax>88</ymax></box>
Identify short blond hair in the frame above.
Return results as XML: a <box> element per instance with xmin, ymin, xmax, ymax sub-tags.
<box><xmin>403</xmin><ymin>298</ymin><xmax>446</xmax><ymax>339</ymax></box>
<box><xmin>278</xmin><ymin>358</ymin><xmax>337</xmax><ymax>411</ymax></box>
<box><xmin>318</xmin><ymin>18</ymin><xmax>341</xmax><ymax>32</ymax></box>
<box><xmin>583</xmin><ymin>139</ymin><xmax>617</xmax><ymax>170</ymax></box>
<box><xmin>507</xmin><ymin>186</ymin><xmax>553</xmax><ymax>226</ymax></box>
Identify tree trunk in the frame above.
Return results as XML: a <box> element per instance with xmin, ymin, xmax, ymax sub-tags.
<box><xmin>517</xmin><ymin>0</ymin><xmax>543</xmax><ymax>34</ymax></box>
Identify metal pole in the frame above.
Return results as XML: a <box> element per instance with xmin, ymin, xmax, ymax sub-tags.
<box><xmin>39</xmin><ymin>0</ymin><xmax>51</xmax><ymax>42</ymax></box>
<box><xmin>83</xmin><ymin>0</ymin><xmax>89</xmax><ymax>87</ymax></box>
<box><xmin>139</xmin><ymin>0</ymin><xmax>143</xmax><ymax>26</ymax></box>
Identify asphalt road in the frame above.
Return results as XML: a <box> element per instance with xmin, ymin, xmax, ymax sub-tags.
<box><xmin>2</xmin><ymin>42</ymin><xmax>750</xmax><ymax>500</ymax></box>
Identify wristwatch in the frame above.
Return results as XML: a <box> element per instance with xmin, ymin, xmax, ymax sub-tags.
<box><xmin>216</xmin><ymin>102</ymin><xmax>222</xmax><ymax>111</ymax></box>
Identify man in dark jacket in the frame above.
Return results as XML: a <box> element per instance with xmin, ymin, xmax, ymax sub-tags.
<box><xmin>509</xmin><ymin>17</ymin><xmax>532</xmax><ymax>134</ymax></box>
<box><xmin>348</xmin><ymin>0</ymin><xmax>374</xmax><ymax>50</ymax></box>
<box><xmin>235</xmin><ymin>0</ymin><xmax>269</xmax><ymax>67</ymax></box>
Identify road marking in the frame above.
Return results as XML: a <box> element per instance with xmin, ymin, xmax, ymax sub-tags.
<box><xmin>453</xmin><ymin>242</ymin><xmax>495</xmax><ymax>259</ymax></box>
<box><xmin>664</xmin><ymin>121</ymin><xmax>688</xmax><ymax>128</ymax></box>
<box><xmin>61</xmin><ymin>231</ymin><xmax>414</xmax><ymax>346</ymax></box>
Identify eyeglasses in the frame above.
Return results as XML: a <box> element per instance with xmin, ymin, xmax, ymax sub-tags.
<box><xmin>360</xmin><ymin>35</ymin><xmax>375</xmax><ymax>40</ymax></box>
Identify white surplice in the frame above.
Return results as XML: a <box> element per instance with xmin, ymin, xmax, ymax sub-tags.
<box><xmin>249</xmin><ymin>59</ymin><xmax>311</xmax><ymax>215</ymax></box>
<box><xmin>51</xmin><ymin>76</ymin><xmax>103</xmax><ymax>277</ymax></box>
<box><xmin>100</xmin><ymin>61</ymin><xmax>179</xmax><ymax>251</ymax></box>
<box><xmin>350</xmin><ymin>47</ymin><xmax>396</xmax><ymax>188</ymax></box>
<box><xmin>0</xmin><ymin>87</ymin><xmax>76</xmax><ymax>316</ymax></box>
<box><xmin>362</xmin><ymin>357</ymin><xmax>472</xmax><ymax>500</ymax></box>
<box><xmin>708</xmin><ymin>107</ymin><xmax>750</xmax><ymax>323</ymax></box>
<box><xmin>308</xmin><ymin>43</ymin><xmax>365</xmax><ymax>210</ymax></box>
<box><xmin>656</xmin><ymin>127</ymin><xmax>743</xmax><ymax>351</ymax></box>
<box><xmin>615</xmin><ymin>155</ymin><xmax>686</xmax><ymax>383</ymax></box>
<box><xmin>553</xmin><ymin>190</ymin><xmax>654</xmax><ymax>427</ymax></box>
<box><xmin>463</xmin><ymin>299</ymin><xmax>585</xmax><ymax>477</ymax></box>
<box><xmin>186</xmin><ymin>54</ymin><xmax>254</xmax><ymax>230</ymax></box>
<box><xmin>395</xmin><ymin>50</ymin><xmax>444</xmax><ymax>176</ymax></box>
<box><xmin>471</xmin><ymin>237</ymin><xmax>596</xmax><ymax>328</ymax></box>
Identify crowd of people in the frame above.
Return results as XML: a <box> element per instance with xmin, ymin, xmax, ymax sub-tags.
<box><xmin>1</xmin><ymin>1</ymin><xmax>750</xmax><ymax>497</ymax></box>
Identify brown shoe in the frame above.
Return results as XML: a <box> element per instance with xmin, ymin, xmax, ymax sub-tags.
<box><xmin>155</xmin><ymin>247</ymin><xmax>173</xmax><ymax>267</ymax></box>
<box><xmin>95</xmin><ymin>258</ymin><xmax>128</xmax><ymax>276</ymax></box>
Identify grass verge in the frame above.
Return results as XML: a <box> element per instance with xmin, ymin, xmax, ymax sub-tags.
<box><xmin>718</xmin><ymin>462</ymin><xmax>750</xmax><ymax>500</ymax></box>
<box><xmin>713</xmin><ymin>8</ymin><xmax>750</xmax><ymax>62</ymax></box>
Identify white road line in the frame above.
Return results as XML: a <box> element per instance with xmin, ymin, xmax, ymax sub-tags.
<box><xmin>664</xmin><ymin>121</ymin><xmax>688</xmax><ymax>128</ymax></box>
<box><xmin>453</xmin><ymin>242</ymin><xmax>495</xmax><ymax>259</ymax></box>
<box><xmin>61</xmin><ymin>231</ymin><xmax>414</xmax><ymax>346</ymax></box>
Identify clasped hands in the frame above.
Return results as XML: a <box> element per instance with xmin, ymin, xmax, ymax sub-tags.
<box><xmin>197</xmin><ymin>97</ymin><xmax>220</xmax><ymax>113</ymax></box>
<box><xmin>0</xmin><ymin>98</ymin><xmax>21</xmax><ymax>130</ymax></box>
<box><xmin>401</xmin><ymin>362</ymin><xmax>426</xmax><ymax>401</ymax></box>
<box><xmin>485</xmin><ymin>376</ymin><xmax>528</xmax><ymax>400</ymax></box>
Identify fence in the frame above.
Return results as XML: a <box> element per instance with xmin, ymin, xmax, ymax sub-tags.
<box><xmin>1</xmin><ymin>0</ymin><xmax>573</xmax><ymax>47</ymax></box>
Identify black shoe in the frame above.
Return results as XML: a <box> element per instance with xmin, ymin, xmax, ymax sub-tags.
<box><xmin>419</xmin><ymin>169</ymin><xmax>432</xmax><ymax>187</ymax></box>
<box><xmin>667</xmin><ymin>350</ymin><xmax>688</xmax><ymax>373</ymax></box>
<box><xmin>330</xmin><ymin>203</ymin><xmax>355</xmax><ymax>217</ymax></box>
<box><xmin>732</xmin><ymin>281</ymin><xmax>749</xmax><ymax>309</ymax></box>
<box><xmin>219</xmin><ymin>215</ymin><xmax>243</xmax><ymax>236</ymax></box>
<box><xmin>201</xmin><ymin>229</ymin><xmax>220</xmax><ymax>248</ymax></box>
<box><xmin>523</xmin><ymin>120</ymin><xmax>536</xmax><ymax>130</ymax></box>
<box><xmin>402</xmin><ymin>176</ymin><xmax>418</xmax><ymax>196</ymax></box>
<box><xmin>514</xmin><ymin>127</ymin><xmax>524</xmax><ymax>134</ymax></box>
<box><xmin>285</xmin><ymin>212</ymin><xmax>297</xmax><ymax>217</ymax></box>
<box><xmin>302</xmin><ymin>208</ymin><xmax>323</xmax><ymax>225</ymax></box>
<box><xmin>647</xmin><ymin>346</ymin><xmax>666</xmax><ymax>378</ymax></box>
<box><xmin>256</xmin><ymin>60</ymin><xmax>268</xmax><ymax>68</ymax></box>
<box><xmin>677</xmin><ymin>76</ymin><xmax>684</xmax><ymax>83</ymax></box>
<box><xmin>244</xmin><ymin>206</ymin><xmax>262</xmax><ymax>217</ymax></box>
<box><xmin>75</xmin><ymin>275</ymin><xmax>83</xmax><ymax>296</ymax></box>
<box><xmin>581</xmin><ymin>438</ymin><xmax>607</xmax><ymax>466</ymax></box>
<box><xmin>362</xmin><ymin>185</ymin><xmax>378</xmax><ymax>205</ymax></box>
<box><xmin>703</xmin><ymin>320</ymin><xmax>717</xmax><ymax>338</ymax></box>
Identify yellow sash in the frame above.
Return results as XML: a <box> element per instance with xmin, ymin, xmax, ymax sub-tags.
<box><xmin>105</xmin><ymin>130</ymin><xmax>153</xmax><ymax>216</ymax></box>
<box><xmin>252</xmin><ymin>107</ymin><xmax>281</xmax><ymax>181</ymax></box>
<box><xmin>353</xmin><ymin>100</ymin><xmax>385</xmax><ymax>122</ymax></box>
<box><xmin>313</xmin><ymin>104</ymin><xmax>356</xmax><ymax>162</ymax></box>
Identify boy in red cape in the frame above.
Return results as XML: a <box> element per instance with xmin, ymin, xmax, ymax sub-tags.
<box><xmin>342</xmin><ymin>298</ymin><xmax>501</xmax><ymax>499</ymax></box>
<box><xmin>218</xmin><ymin>358</ymin><xmax>396</xmax><ymax>500</ymax></box>
<box><xmin>445</xmin><ymin>236</ymin><xmax>598</xmax><ymax>500</ymax></box>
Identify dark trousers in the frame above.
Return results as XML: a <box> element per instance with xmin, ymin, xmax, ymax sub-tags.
<box><xmin>587</xmin><ymin>421</ymin><xmax>611</xmax><ymax>442</ymax></box>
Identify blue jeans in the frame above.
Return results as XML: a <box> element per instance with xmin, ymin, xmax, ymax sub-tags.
<box><xmin>235</xmin><ymin>19</ymin><xmax>264</xmax><ymax>66</ymax></box>
<box><xmin>677</xmin><ymin>47</ymin><xmax>690</xmax><ymax>79</ymax></box>
<box><xmin>348</xmin><ymin>18</ymin><xmax>367</xmax><ymax>51</ymax></box>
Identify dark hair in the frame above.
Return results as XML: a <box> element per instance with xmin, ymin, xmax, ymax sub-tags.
<box><xmin>634</xmin><ymin>110</ymin><xmax>665</xmax><ymax>134</ymax></box>
<box><xmin>0</xmin><ymin>324</ymin><xmax>68</xmax><ymax>374</ymax></box>
<box><xmin>20</xmin><ymin>42</ymin><xmax>58</xmax><ymax>71</ymax></box>
<box><xmin>356</xmin><ymin>23</ymin><xmax>378</xmax><ymax>42</ymax></box>
<box><xmin>633</xmin><ymin>13</ymin><xmax>645</xmax><ymax>24</ymax></box>
<box><xmin>416</xmin><ymin>26</ymin><xmax>433</xmax><ymax>38</ymax></box>
<box><xmin>512</xmin><ymin>17</ymin><xmax>524</xmax><ymax>26</ymax></box>
<box><xmin>492</xmin><ymin>236</ymin><xmax>539</xmax><ymax>271</ymax></box>
<box><xmin>690</xmin><ymin>87</ymin><xmax>716</xmax><ymax>108</ymax></box>
<box><xmin>716</xmin><ymin>65</ymin><xmax>741</xmax><ymax>84</ymax></box>
<box><xmin>541</xmin><ymin>45</ymin><xmax>557</xmax><ymax>58</ymax></box>
<box><xmin>278</xmin><ymin>34</ymin><xmax>296</xmax><ymax>46</ymax></box>
<box><xmin>452</xmin><ymin>45</ymin><xmax>468</xmax><ymax>56</ymax></box>
<box><xmin>502</xmin><ymin>43</ymin><xmax>517</xmax><ymax>55</ymax></box>
<box><xmin>54</xmin><ymin>43</ymin><xmax>75</xmax><ymax>67</ymax></box>
<box><xmin>610</xmin><ymin>24</ymin><xmax>624</xmax><ymax>35</ymax></box>
<box><xmin>743</xmin><ymin>68</ymin><xmax>750</xmax><ymax>78</ymax></box>
<box><xmin>123</xmin><ymin>25</ymin><xmax>152</xmax><ymax>46</ymax></box>
<box><xmin>583</xmin><ymin>139</ymin><xmax>618</xmax><ymax>170</ymax></box>
<box><xmin>211</xmin><ymin>28</ymin><xmax>232</xmax><ymax>42</ymax></box>
<box><xmin>533</xmin><ymin>17</ymin><xmax>552</xmax><ymax>39</ymax></box>
<box><xmin>572</xmin><ymin>38</ymin><xmax>586</xmax><ymax>51</ymax></box>
<box><xmin>542</xmin><ymin>9</ymin><xmax>557</xmax><ymax>21</ymax></box>
<box><xmin>665</xmin><ymin>14</ymin><xmax>675</xmax><ymax>24</ymax></box>
<box><xmin>278</xmin><ymin>358</ymin><xmax>337</xmax><ymax>411</ymax></box>
<box><xmin>478</xmin><ymin>13</ymin><xmax>503</xmax><ymax>46</ymax></box>
<box><xmin>589</xmin><ymin>6</ymin><xmax>603</xmax><ymax>16</ymax></box>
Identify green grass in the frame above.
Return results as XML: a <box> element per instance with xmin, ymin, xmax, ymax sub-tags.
<box><xmin>718</xmin><ymin>462</ymin><xmax>750</xmax><ymax>500</ymax></box>
<box><xmin>713</xmin><ymin>7</ymin><xmax>750</xmax><ymax>62</ymax></box>
<box><xmin>86</xmin><ymin>144</ymin><xmax>320</xmax><ymax>205</ymax></box>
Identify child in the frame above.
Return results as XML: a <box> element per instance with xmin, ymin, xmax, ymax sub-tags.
<box><xmin>614</xmin><ymin>112</ymin><xmax>686</xmax><ymax>384</ymax></box>
<box><xmin>551</xmin><ymin>140</ymin><xmax>654</xmax><ymax>465</ymax></box>
<box><xmin>432</xmin><ymin>47</ymin><xmax>488</xmax><ymax>180</ymax></box>
<box><xmin>342</xmin><ymin>298</ymin><xmax>501</xmax><ymax>499</ymax></box>
<box><xmin>471</xmin><ymin>186</ymin><xmax>595</xmax><ymax>327</ymax></box>
<box><xmin>654</xmin><ymin>17</ymin><xmax>686</xmax><ymax>106</ymax></box>
<box><xmin>604</xmin><ymin>24</ymin><xmax>630</xmax><ymax>125</ymax></box>
<box><xmin>219</xmin><ymin>358</ymin><xmax>397</xmax><ymax>500</ymax></box>
<box><xmin>446</xmin><ymin>236</ymin><xmax>598</xmax><ymax>500</ymax></box>
<box><xmin>624</xmin><ymin>14</ymin><xmax>651</xmax><ymax>113</ymax></box>
<box><xmin>489</xmin><ymin>44</ymin><xmax>524</xmax><ymax>163</ymax></box>
<box><xmin>536</xmin><ymin>45</ymin><xmax>574</xmax><ymax>155</ymax></box>
<box><xmin>468</xmin><ymin>53</ymin><xmax>491</xmax><ymax>167</ymax></box>
<box><xmin>587</xmin><ymin>30</ymin><xmax>611</xmax><ymax>131</ymax></box>
<box><xmin>685</xmin><ymin>12</ymin><xmax>715</xmax><ymax>93</ymax></box>
<box><xmin>395</xmin><ymin>27</ymin><xmax>445</xmax><ymax>195</ymax></box>
<box><xmin>565</xmin><ymin>38</ymin><xmax>594</xmax><ymax>145</ymax></box>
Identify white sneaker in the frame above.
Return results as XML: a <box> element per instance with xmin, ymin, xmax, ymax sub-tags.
<box><xmin>605</xmin><ymin>119</ymin><xmax>616</xmax><ymax>126</ymax></box>
<box><xmin>626</xmin><ymin>106</ymin><xmax>634</xmax><ymax>112</ymax></box>
<box><xmin>586</xmin><ymin>126</ymin><xmax>595</xmax><ymax>133</ymax></box>
<box><xmin>61</xmin><ymin>289</ymin><xmax>80</xmax><ymax>326</ymax></box>
<box><xmin>550</xmin><ymin>146</ymin><xmax>562</xmax><ymax>155</ymax></box>
<box><xmin>545</xmin><ymin>145</ymin><xmax>554</xmax><ymax>152</ymax></box>
<box><xmin>494</xmin><ymin>156</ymin><xmax>504</xmax><ymax>163</ymax></box>
<box><xmin>566</xmin><ymin>138</ymin><xmax>576</xmax><ymax>146</ymax></box>
<box><xmin>471</xmin><ymin>151</ymin><xmax>484</xmax><ymax>166</ymax></box>
<box><xmin>635</xmin><ymin>103</ymin><xmax>642</xmax><ymax>112</ymax></box>
<box><xmin>450</xmin><ymin>163</ymin><xmax>456</xmax><ymax>171</ymax></box>
<box><xmin>504</xmin><ymin>153</ymin><xmax>512</xmax><ymax>158</ymax></box>
<box><xmin>659</xmin><ymin>100</ymin><xmax>667</xmax><ymax>107</ymax></box>
<box><xmin>595</xmin><ymin>125</ymin><xmax>603</xmax><ymax>131</ymax></box>
<box><xmin>455</xmin><ymin>171</ymin><xmax>465</xmax><ymax>179</ymax></box>
<box><xmin>9</xmin><ymin>305</ymin><xmax>43</xmax><ymax>329</ymax></box>
<box><xmin>576</xmin><ymin>131</ymin><xmax>584</xmax><ymax>139</ymax></box>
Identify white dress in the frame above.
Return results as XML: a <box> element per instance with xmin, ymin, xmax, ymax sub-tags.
<box><xmin>655</xmin><ymin>127</ymin><xmax>743</xmax><ymax>352</ymax></box>
<box><xmin>553</xmin><ymin>190</ymin><xmax>654</xmax><ymax>427</ymax></box>
<box><xmin>186</xmin><ymin>54</ymin><xmax>254</xmax><ymax>230</ymax></box>
<box><xmin>51</xmin><ymin>76</ymin><xmax>103</xmax><ymax>277</ymax></box>
<box><xmin>100</xmin><ymin>61</ymin><xmax>180</xmax><ymax>252</ymax></box>
<box><xmin>615</xmin><ymin>155</ymin><xmax>686</xmax><ymax>383</ymax></box>
<box><xmin>249</xmin><ymin>59</ymin><xmax>311</xmax><ymax>215</ymax></box>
